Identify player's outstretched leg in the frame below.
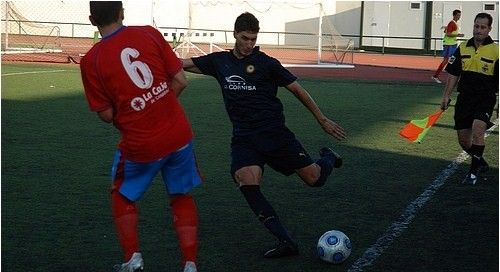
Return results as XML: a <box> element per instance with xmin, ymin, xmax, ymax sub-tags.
<box><xmin>239</xmin><ymin>185</ymin><xmax>299</xmax><ymax>258</ymax></box>
<box><xmin>320</xmin><ymin>147</ymin><xmax>343</xmax><ymax>168</ymax></box>
<box><xmin>263</xmin><ymin>239</ymin><xmax>299</xmax><ymax>258</ymax></box>
<box><xmin>312</xmin><ymin>147</ymin><xmax>342</xmax><ymax>187</ymax></box>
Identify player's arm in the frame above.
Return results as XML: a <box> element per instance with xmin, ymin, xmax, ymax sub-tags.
<box><xmin>445</xmin><ymin>21</ymin><xmax>463</xmax><ymax>37</ymax></box>
<box><xmin>181</xmin><ymin>58</ymin><xmax>202</xmax><ymax>74</ymax></box>
<box><xmin>285</xmin><ymin>81</ymin><xmax>346</xmax><ymax>140</ymax></box>
<box><xmin>97</xmin><ymin>108</ymin><xmax>114</xmax><ymax>123</ymax></box>
<box><xmin>170</xmin><ymin>69</ymin><xmax>188</xmax><ymax>97</ymax></box>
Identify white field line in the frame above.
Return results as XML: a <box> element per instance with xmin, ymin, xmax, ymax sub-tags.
<box><xmin>348</xmin><ymin>120</ymin><xmax>498</xmax><ymax>272</ymax></box>
<box><xmin>2</xmin><ymin>70</ymin><xmax>67</xmax><ymax>76</ymax></box>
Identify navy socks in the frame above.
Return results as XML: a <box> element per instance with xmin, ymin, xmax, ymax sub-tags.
<box><xmin>239</xmin><ymin>185</ymin><xmax>292</xmax><ymax>242</ymax></box>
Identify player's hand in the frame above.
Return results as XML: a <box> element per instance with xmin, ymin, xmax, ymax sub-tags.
<box><xmin>320</xmin><ymin>118</ymin><xmax>346</xmax><ymax>141</ymax></box>
<box><xmin>440</xmin><ymin>97</ymin><xmax>451</xmax><ymax>111</ymax></box>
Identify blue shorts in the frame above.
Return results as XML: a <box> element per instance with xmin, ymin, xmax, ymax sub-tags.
<box><xmin>230</xmin><ymin>126</ymin><xmax>314</xmax><ymax>178</ymax></box>
<box><xmin>111</xmin><ymin>142</ymin><xmax>202</xmax><ymax>201</ymax></box>
<box><xmin>442</xmin><ymin>45</ymin><xmax>457</xmax><ymax>58</ymax></box>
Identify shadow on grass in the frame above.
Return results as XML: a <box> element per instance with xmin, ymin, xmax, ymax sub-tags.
<box><xmin>1</xmin><ymin>86</ymin><xmax>497</xmax><ymax>271</ymax></box>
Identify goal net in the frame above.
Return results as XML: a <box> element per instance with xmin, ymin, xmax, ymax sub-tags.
<box><xmin>1</xmin><ymin>1</ymin><xmax>62</xmax><ymax>53</ymax></box>
<box><xmin>1</xmin><ymin>1</ymin><xmax>96</xmax><ymax>63</ymax></box>
<box><xmin>164</xmin><ymin>0</ymin><xmax>354</xmax><ymax>68</ymax></box>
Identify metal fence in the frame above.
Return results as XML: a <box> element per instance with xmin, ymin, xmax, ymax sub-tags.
<box><xmin>2</xmin><ymin>20</ymin><xmax>496</xmax><ymax>64</ymax></box>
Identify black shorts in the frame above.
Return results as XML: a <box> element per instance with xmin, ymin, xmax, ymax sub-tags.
<box><xmin>230</xmin><ymin>126</ymin><xmax>314</xmax><ymax>178</ymax></box>
<box><xmin>454</xmin><ymin>92</ymin><xmax>497</xmax><ymax>130</ymax></box>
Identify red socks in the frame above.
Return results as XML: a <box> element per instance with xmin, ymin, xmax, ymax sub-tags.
<box><xmin>112</xmin><ymin>191</ymin><xmax>199</xmax><ymax>266</ymax></box>
<box><xmin>111</xmin><ymin>191</ymin><xmax>139</xmax><ymax>261</ymax></box>
<box><xmin>434</xmin><ymin>58</ymin><xmax>448</xmax><ymax>78</ymax></box>
<box><xmin>170</xmin><ymin>195</ymin><xmax>199</xmax><ymax>265</ymax></box>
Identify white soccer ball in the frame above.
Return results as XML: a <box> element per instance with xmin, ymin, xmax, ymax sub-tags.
<box><xmin>317</xmin><ymin>230</ymin><xmax>352</xmax><ymax>264</ymax></box>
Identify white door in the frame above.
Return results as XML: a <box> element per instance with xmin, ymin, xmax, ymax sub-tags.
<box><xmin>367</xmin><ymin>1</ymin><xmax>390</xmax><ymax>47</ymax></box>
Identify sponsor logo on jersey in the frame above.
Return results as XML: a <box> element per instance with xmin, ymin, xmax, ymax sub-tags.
<box><xmin>130</xmin><ymin>81</ymin><xmax>170</xmax><ymax>111</ymax></box>
<box><xmin>223</xmin><ymin>75</ymin><xmax>256</xmax><ymax>91</ymax></box>
<box><xmin>246</xmin><ymin>64</ymin><xmax>255</xmax><ymax>74</ymax></box>
<box><xmin>482</xmin><ymin>63</ymin><xmax>489</xmax><ymax>73</ymax></box>
<box><xmin>131</xmin><ymin>97</ymin><xmax>146</xmax><ymax>111</ymax></box>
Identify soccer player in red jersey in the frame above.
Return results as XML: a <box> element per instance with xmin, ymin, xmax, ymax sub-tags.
<box><xmin>432</xmin><ymin>9</ymin><xmax>464</xmax><ymax>83</ymax></box>
<box><xmin>80</xmin><ymin>2</ymin><xmax>201</xmax><ymax>271</ymax></box>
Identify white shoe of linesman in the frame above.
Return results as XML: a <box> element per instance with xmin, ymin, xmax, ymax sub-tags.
<box><xmin>113</xmin><ymin>252</ymin><xmax>144</xmax><ymax>272</ymax></box>
<box><xmin>183</xmin><ymin>261</ymin><xmax>198</xmax><ymax>272</ymax></box>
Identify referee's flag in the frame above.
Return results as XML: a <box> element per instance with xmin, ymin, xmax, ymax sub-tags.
<box><xmin>399</xmin><ymin>110</ymin><xmax>444</xmax><ymax>143</ymax></box>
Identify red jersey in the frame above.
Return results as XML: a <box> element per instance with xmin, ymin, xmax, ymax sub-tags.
<box><xmin>81</xmin><ymin>26</ymin><xmax>193</xmax><ymax>162</ymax></box>
<box><xmin>446</xmin><ymin>20</ymin><xmax>458</xmax><ymax>34</ymax></box>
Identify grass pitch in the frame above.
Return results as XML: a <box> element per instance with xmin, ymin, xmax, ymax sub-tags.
<box><xmin>2</xmin><ymin>63</ymin><xmax>498</xmax><ymax>271</ymax></box>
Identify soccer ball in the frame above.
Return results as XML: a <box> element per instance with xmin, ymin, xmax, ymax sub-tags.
<box><xmin>317</xmin><ymin>230</ymin><xmax>352</xmax><ymax>264</ymax></box>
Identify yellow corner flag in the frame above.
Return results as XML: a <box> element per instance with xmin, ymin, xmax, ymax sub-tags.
<box><xmin>399</xmin><ymin>110</ymin><xmax>444</xmax><ymax>143</ymax></box>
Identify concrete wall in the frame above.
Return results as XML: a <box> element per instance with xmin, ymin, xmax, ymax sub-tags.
<box><xmin>362</xmin><ymin>1</ymin><xmax>499</xmax><ymax>50</ymax></box>
<box><xmin>430</xmin><ymin>1</ymin><xmax>499</xmax><ymax>49</ymax></box>
<box><xmin>2</xmin><ymin>1</ymin><xmax>498</xmax><ymax>51</ymax></box>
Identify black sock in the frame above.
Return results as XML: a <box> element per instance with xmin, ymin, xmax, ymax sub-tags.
<box><xmin>468</xmin><ymin>144</ymin><xmax>485</xmax><ymax>175</ymax></box>
<box><xmin>239</xmin><ymin>185</ymin><xmax>291</xmax><ymax>242</ymax></box>
<box><xmin>465</xmin><ymin>146</ymin><xmax>488</xmax><ymax>166</ymax></box>
<box><xmin>312</xmin><ymin>157</ymin><xmax>333</xmax><ymax>187</ymax></box>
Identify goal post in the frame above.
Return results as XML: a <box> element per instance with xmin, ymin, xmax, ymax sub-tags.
<box><xmin>167</xmin><ymin>0</ymin><xmax>354</xmax><ymax>68</ymax></box>
<box><xmin>1</xmin><ymin>1</ymin><xmax>62</xmax><ymax>53</ymax></box>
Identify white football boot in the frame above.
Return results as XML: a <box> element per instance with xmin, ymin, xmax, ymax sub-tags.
<box><xmin>183</xmin><ymin>261</ymin><xmax>197</xmax><ymax>272</ymax></box>
<box><xmin>113</xmin><ymin>252</ymin><xmax>144</xmax><ymax>272</ymax></box>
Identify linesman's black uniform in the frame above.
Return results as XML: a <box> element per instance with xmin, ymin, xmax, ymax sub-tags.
<box><xmin>445</xmin><ymin>36</ymin><xmax>499</xmax><ymax>129</ymax></box>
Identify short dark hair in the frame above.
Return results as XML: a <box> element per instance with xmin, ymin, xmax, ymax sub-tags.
<box><xmin>90</xmin><ymin>1</ymin><xmax>122</xmax><ymax>27</ymax></box>
<box><xmin>475</xmin><ymin>12</ymin><xmax>493</xmax><ymax>27</ymax></box>
<box><xmin>453</xmin><ymin>9</ymin><xmax>461</xmax><ymax>16</ymax></box>
<box><xmin>234</xmin><ymin>12</ymin><xmax>260</xmax><ymax>33</ymax></box>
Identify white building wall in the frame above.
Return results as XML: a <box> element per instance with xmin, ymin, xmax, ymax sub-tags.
<box><xmin>431</xmin><ymin>1</ymin><xmax>499</xmax><ymax>50</ymax></box>
<box><xmin>362</xmin><ymin>1</ymin><xmax>499</xmax><ymax>50</ymax></box>
<box><xmin>2</xmin><ymin>1</ymin><xmax>498</xmax><ymax>51</ymax></box>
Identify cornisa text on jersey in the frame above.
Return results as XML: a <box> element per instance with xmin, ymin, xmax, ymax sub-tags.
<box><xmin>223</xmin><ymin>75</ymin><xmax>257</xmax><ymax>91</ymax></box>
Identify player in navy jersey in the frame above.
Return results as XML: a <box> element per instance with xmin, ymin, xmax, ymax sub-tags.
<box><xmin>183</xmin><ymin>12</ymin><xmax>346</xmax><ymax>258</ymax></box>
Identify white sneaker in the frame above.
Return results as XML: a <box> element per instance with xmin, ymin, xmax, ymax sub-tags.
<box><xmin>462</xmin><ymin>173</ymin><xmax>478</xmax><ymax>185</ymax></box>
<box><xmin>183</xmin><ymin>261</ymin><xmax>197</xmax><ymax>272</ymax></box>
<box><xmin>431</xmin><ymin>76</ymin><xmax>442</xmax><ymax>84</ymax></box>
<box><xmin>113</xmin><ymin>252</ymin><xmax>144</xmax><ymax>272</ymax></box>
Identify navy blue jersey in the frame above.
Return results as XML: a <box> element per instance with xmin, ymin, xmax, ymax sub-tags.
<box><xmin>192</xmin><ymin>46</ymin><xmax>297</xmax><ymax>135</ymax></box>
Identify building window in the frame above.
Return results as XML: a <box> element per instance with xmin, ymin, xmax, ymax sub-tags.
<box><xmin>484</xmin><ymin>3</ymin><xmax>495</xmax><ymax>11</ymax></box>
<box><xmin>410</xmin><ymin>2</ymin><xmax>421</xmax><ymax>10</ymax></box>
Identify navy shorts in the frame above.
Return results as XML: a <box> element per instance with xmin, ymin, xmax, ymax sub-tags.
<box><xmin>454</xmin><ymin>92</ymin><xmax>497</xmax><ymax>130</ymax></box>
<box><xmin>230</xmin><ymin>126</ymin><xmax>314</xmax><ymax>178</ymax></box>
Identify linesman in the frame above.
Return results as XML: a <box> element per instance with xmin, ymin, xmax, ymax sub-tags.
<box><xmin>440</xmin><ymin>12</ymin><xmax>498</xmax><ymax>185</ymax></box>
